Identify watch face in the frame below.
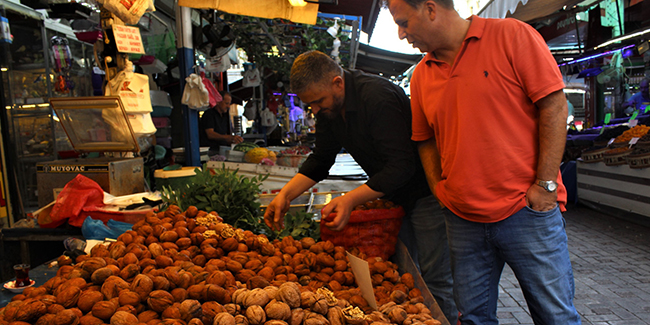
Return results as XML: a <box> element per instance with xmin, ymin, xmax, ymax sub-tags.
<box><xmin>547</xmin><ymin>181</ymin><xmax>557</xmax><ymax>192</ymax></box>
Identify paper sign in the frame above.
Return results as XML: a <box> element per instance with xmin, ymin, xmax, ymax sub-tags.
<box><xmin>629</xmin><ymin>119</ymin><xmax>638</xmax><ymax>128</ymax></box>
<box><xmin>645</xmin><ymin>105</ymin><xmax>649</xmax><ymax>113</ymax></box>
<box><xmin>600</xmin><ymin>127</ymin><xmax>605</xmax><ymax>134</ymax></box>
<box><xmin>608</xmin><ymin>138</ymin><xmax>616</xmax><ymax>145</ymax></box>
<box><xmin>630</xmin><ymin>137</ymin><xmax>640</xmax><ymax>145</ymax></box>
<box><xmin>346</xmin><ymin>252</ymin><xmax>378</xmax><ymax>310</ymax></box>
<box><xmin>604</xmin><ymin>113</ymin><xmax>612</xmax><ymax>124</ymax></box>
<box><xmin>630</xmin><ymin>110</ymin><xmax>639</xmax><ymax>122</ymax></box>
<box><xmin>112</xmin><ymin>25</ymin><xmax>145</xmax><ymax>54</ymax></box>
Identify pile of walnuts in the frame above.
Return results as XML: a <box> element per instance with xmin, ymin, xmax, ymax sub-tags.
<box><xmin>0</xmin><ymin>205</ymin><xmax>442</xmax><ymax>325</ymax></box>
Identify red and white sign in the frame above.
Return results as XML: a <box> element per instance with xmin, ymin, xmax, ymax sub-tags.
<box><xmin>112</xmin><ymin>25</ymin><xmax>145</xmax><ymax>54</ymax></box>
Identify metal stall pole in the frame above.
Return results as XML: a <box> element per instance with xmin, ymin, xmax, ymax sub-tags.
<box><xmin>175</xmin><ymin>4</ymin><xmax>200</xmax><ymax>167</ymax></box>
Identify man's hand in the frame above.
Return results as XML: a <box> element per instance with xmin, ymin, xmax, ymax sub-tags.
<box><xmin>231</xmin><ymin>135</ymin><xmax>244</xmax><ymax>144</ymax></box>
<box><xmin>321</xmin><ymin>195</ymin><xmax>355</xmax><ymax>232</ymax></box>
<box><xmin>525</xmin><ymin>183</ymin><xmax>557</xmax><ymax>212</ymax></box>
<box><xmin>264</xmin><ymin>195</ymin><xmax>290</xmax><ymax>231</ymax></box>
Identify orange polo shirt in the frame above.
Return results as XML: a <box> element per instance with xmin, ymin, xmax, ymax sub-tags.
<box><xmin>410</xmin><ymin>16</ymin><xmax>567</xmax><ymax>223</ymax></box>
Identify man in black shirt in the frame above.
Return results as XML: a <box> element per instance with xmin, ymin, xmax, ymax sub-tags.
<box><xmin>200</xmin><ymin>91</ymin><xmax>243</xmax><ymax>153</ymax></box>
<box><xmin>263</xmin><ymin>50</ymin><xmax>457</xmax><ymax>324</ymax></box>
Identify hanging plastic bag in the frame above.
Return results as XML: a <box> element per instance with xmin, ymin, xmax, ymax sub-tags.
<box><xmin>242</xmin><ymin>68</ymin><xmax>261</xmax><ymax>88</ymax></box>
<box><xmin>204</xmin><ymin>53</ymin><xmax>231</xmax><ymax>73</ymax></box>
<box><xmin>104</xmin><ymin>61</ymin><xmax>152</xmax><ymax>114</ymax></box>
<box><xmin>181</xmin><ymin>73</ymin><xmax>210</xmax><ymax>110</ymax></box>
<box><xmin>260</xmin><ymin>108</ymin><xmax>277</xmax><ymax>135</ymax></box>
<box><xmin>244</xmin><ymin>100</ymin><xmax>258</xmax><ymax>120</ymax></box>
<box><xmin>45</xmin><ymin>175</ymin><xmax>105</xmax><ymax>228</ymax></box>
<box><xmin>201</xmin><ymin>72</ymin><xmax>222</xmax><ymax>107</ymax></box>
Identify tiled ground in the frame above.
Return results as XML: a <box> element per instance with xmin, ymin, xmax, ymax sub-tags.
<box><xmin>496</xmin><ymin>204</ymin><xmax>650</xmax><ymax>325</ymax></box>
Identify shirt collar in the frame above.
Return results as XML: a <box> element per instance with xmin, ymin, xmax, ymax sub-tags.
<box><xmin>424</xmin><ymin>15</ymin><xmax>486</xmax><ymax>64</ymax></box>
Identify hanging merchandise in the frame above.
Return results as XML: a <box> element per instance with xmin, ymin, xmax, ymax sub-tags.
<box><xmin>242</xmin><ymin>66</ymin><xmax>261</xmax><ymax>88</ymax></box>
<box><xmin>200</xmin><ymin>71</ymin><xmax>222</xmax><ymax>107</ymax></box>
<box><xmin>0</xmin><ymin>15</ymin><xmax>13</xmax><ymax>44</ymax></box>
<box><xmin>204</xmin><ymin>52</ymin><xmax>231</xmax><ymax>73</ymax></box>
<box><xmin>260</xmin><ymin>107</ymin><xmax>278</xmax><ymax>136</ymax></box>
<box><xmin>98</xmin><ymin>0</ymin><xmax>155</xmax><ymax>25</ymax></box>
<box><xmin>51</xmin><ymin>36</ymin><xmax>74</xmax><ymax>94</ymax></box>
<box><xmin>181</xmin><ymin>73</ymin><xmax>210</xmax><ymax>110</ymax></box>
<box><xmin>243</xmin><ymin>100</ymin><xmax>258</xmax><ymax>120</ymax></box>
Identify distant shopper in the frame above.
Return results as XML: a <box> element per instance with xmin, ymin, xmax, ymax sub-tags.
<box><xmin>263</xmin><ymin>50</ymin><xmax>457</xmax><ymax>324</ymax></box>
<box><xmin>200</xmin><ymin>91</ymin><xmax>243</xmax><ymax>155</ymax></box>
<box><xmin>386</xmin><ymin>0</ymin><xmax>580</xmax><ymax>324</ymax></box>
<box><xmin>623</xmin><ymin>78</ymin><xmax>649</xmax><ymax>115</ymax></box>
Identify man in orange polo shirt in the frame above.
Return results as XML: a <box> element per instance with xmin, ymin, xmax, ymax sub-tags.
<box><xmin>387</xmin><ymin>0</ymin><xmax>581</xmax><ymax>324</ymax></box>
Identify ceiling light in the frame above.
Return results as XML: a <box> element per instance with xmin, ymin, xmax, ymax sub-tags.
<box><xmin>594</xmin><ymin>27</ymin><xmax>650</xmax><ymax>50</ymax></box>
<box><xmin>288</xmin><ymin>0</ymin><xmax>308</xmax><ymax>6</ymax></box>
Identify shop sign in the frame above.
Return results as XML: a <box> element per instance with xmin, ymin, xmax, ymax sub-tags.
<box><xmin>112</xmin><ymin>25</ymin><xmax>145</xmax><ymax>54</ymax></box>
<box><xmin>537</xmin><ymin>14</ymin><xmax>586</xmax><ymax>42</ymax></box>
<box><xmin>37</xmin><ymin>165</ymin><xmax>110</xmax><ymax>173</ymax></box>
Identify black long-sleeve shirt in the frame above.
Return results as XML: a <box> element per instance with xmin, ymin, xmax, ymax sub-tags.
<box><xmin>298</xmin><ymin>70</ymin><xmax>431</xmax><ymax>211</ymax></box>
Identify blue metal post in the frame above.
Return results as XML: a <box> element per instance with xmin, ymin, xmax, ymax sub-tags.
<box><xmin>176</xmin><ymin>4</ymin><xmax>201</xmax><ymax>166</ymax></box>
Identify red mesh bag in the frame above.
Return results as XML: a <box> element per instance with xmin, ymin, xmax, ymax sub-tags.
<box><xmin>320</xmin><ymin>206</ymin><xmax>405</xmax><ymax>260</ymax></box>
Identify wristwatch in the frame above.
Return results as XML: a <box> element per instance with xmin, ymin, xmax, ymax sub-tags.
<box><xmin>536</xmin><ymin>179</ymin><xmax>558</xmax><ymax>192</ymax></box>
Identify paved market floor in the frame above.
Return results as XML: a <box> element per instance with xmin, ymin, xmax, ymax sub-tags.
<box><xmin>496</xmin><ymin>203</ymin><xmax>650</xmax><ymax>325</ymax></box>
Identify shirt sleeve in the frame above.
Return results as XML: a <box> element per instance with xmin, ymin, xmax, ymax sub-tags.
<box><xmin>410</xmin><ymin>64</ymin><xmax>435</xmax><ymax>142</ymax></box>
<box><xmin>510</xmin><ymin>21</ymin><xmax>565</xmax><ymax>103</ymax></box>
<box><xmin>362</xmin><ymin>86</ymin><xmax>419</xmax><ymax>196</ymax></box>
<box><xmin>298</xmin><ymin>118</ymin><xmax>341</xmax><ymax>182</ymax></box>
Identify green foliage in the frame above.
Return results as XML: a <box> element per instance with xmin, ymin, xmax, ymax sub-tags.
<box><xmin>161</xmin><ymin>164</ymin><xmax>269</xmax><ymax>232</ymax></box>
<box><xmin>269</xmin><ymin>210</ymin><xmax>320</xmax><ymax>241</ymax></box>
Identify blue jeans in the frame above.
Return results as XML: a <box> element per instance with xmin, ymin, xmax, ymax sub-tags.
<box><xmin>400</xmin><ymin>195</ymin><xmax>458</xmax><ymax>325</ymax></box>
<box><xmin>444</xmin><ymin>206</ymin><xmax>581</xmax><ymax>325</ymax></box>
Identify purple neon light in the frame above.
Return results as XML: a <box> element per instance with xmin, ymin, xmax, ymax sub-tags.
<box><xmin>558</xmin><ymin>45</ymin><xmax>635</xmax><ymax>66</ymax></box>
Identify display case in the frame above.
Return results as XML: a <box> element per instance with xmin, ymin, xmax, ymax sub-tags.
<box><xmin>0</xmin><ymin>10</ymin><xmax>94</xmax><ymax>211</ymax></box>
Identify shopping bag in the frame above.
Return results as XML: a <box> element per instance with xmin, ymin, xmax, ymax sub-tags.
<box><xmin>181</xmin><ymin>73</ymin><xmax>210</xmax><ymax>110</ymax></box>
<box><xmin>45</xmin><ymin>175</ymin><xmax>105</xmax><ymax>228</ymax></box>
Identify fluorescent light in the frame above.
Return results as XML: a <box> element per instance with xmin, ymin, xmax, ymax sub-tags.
<box><xmin>558</xmin><ymin>45</ymin><xmax>635</xmax><ymax>66</ymax></box>
<box><xmin>594</xmin><ymin>28</ymin><xmax>650</xmax><ymax>50</ymax></box>
<box><xmin>0</xmin><ymin>67</ymin><xmax>7</xmax><ymax>72</ymax></box>
<box><xmin>288</xmin><ymin>0</ymin><xmax>308</xmax><ymax>6</ymax></box>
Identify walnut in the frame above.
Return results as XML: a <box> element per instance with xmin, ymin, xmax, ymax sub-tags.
<box><xmin>342</xmin><ymin>306</ymin><xmax>367</xmax><ymax>325</ymax></box>
<box><xmin>179</xmin><ymin>299</ymin><xmax>202</xmax><ymax>322</ymax></box>
<box><xmin>152</xmin><ymin>276</ymin><xmax>171</xmax><ymax>291</ymax></box>
<box><xmin>206</xmin><ymin>271</ymin><xmax>228</xmax><ymax>287</ymax></box>
<box><xmin>204</xmin><ymin>284</ymin><xmax>228</xmax><ymax>304</ymax></box>
<box><xmin>77</xmin><ymin>290</ymin><xmax>104</xmax><ymax>313</ymax></box>
<box><xmin>275</xmin><ymin>282</ymin><xmax>300</xmax><ymax>309</ymax></box>
<box><xmin>56</xmin><ymin>286</ymin><xmax>82</xmax><ymax>308</ymax></box>
<box><xmin>327</xmin><ymin>306</ymin><xmax>346</xmax><ymax>325</ymax></box>
<box><xmin>35</xmin><ymin>313</ymin><xmax>58</xmax><ymax>325</ymax></box>
<box><xmin>91</xmin><ymin>267</ymin><xmax>114</xmax><ymax>285</ymax></box>
<box><xmin>231</xmin><ymin>288</ymin><xmax>249</xmax><ymax>306</ymax></box>
<box><xmin>302</xmin><ymin>311</ymin><xmax>329</xmax><ymax>325</ymax></box>
<box><xmin>101</xmin><ymin>276</ymin><xmax>130</xmax><ymax>300</ymax></box>
<box><xmin>53</xmin><ymin>309</ymin><xmax>80</xmax><ymax>325</ymax></box>
<box><xmin>162</xmin><ymin>304</ymin><xmax>182</xmax><ymax>319</ymax></box>
<box><xmin>235</xmin><ymin>314</ymin><xmax>250</xmax><ymax>325</ymax></box>
<box><xmin>247</xmin><ymin>275</ymin><xmax>270</xmax><ymax>289</ymax></box>
<box><xmin>201</xmin><ymin>301</ymin><xmax>226</xmax><ymax>324</ymax></box>
<box><xmin>243</xmin><ymin>288</ymin><xmax>270</xmax><ymax>308</ymax></box>
<box><xmin>118</xmin><ymin>264</ymin><xmax>140</xmax><ymax>281</ymax></box>
<box><xmin>264</xmin><ymin>299</ymin><xmax>291</xmax><ymax>321</ymax></box>
<box><xmin>264</xmin><ymin>321</ymin><xmax>289</xmax><ymax>325</ymax></box>
<box><xmin>130</xmin><ymin>274</ymin><xmax>154</xmax><ymax>301</ymax></box>
<box><xmin>137</xmin><ymin>310</ymin><xmax>160</xmax><ymax>323</ymax></box>
<box><xmin>118</xmin><ymin>290</ymin><xmax>140</xmax><ymax>307</ymax></box>
<box><xmin>13</xmin><ymin>299</ymin><xmax>47</xmax><ymax>322</ymax></box>
<box><xmin>388</xmin><ymin>306</ymin><xmax>407</xmax><ymax>324</ymax></box>
<box><xmin>92</xmin><ymin>300</ymin><xmax>117</xmax><ymax>320</ymax></box>
<box><xmin>81</xmin><ymin>257</ymin><xmax>108</xmax><ymax>275</ymax></box>
<box><xmin>224</xmin><ymin>303</ymin><xmax>241</xmax><ymax>316</ymax></box>
<box><xmin>401</xmin><ymin>273</ymin><xmax>415</xmax><ymax>290</ymax></box>
<box><xmin>311</xmin><ymin>293</ymin><xmax>329</xmax><ymax>315</ymax></box>
<box><xmin>188</xmin><ymin>318</ymin><xmax>205</xmax><ymax>325</ymax></box>
<box><xmin>289</xmin><ymin>308</ymin><xmax>304</xmax><ymax>325</ymax></box>
<box><xmin>147</xmin><ymin>290</ymin><xmax>174</xmax><ymax>313</ymax></box>
<box><xmin>110</xmin><ymin>310</ymin><xmax>138</xmax><ymax>325</ymax></box>
<box><xmin>257</xmin><ymin>267</ymin><xmax>275</xmax><ymax>282</ymax></box>
<box><xmin>213</xmin><ymin>312</ymin><xmax>236</xmax><ymax>325</ymax></box>
<box><xmin>245</xmin><ymin>305</ymin><xmax>266</xmax><ymax>325</ymax></box>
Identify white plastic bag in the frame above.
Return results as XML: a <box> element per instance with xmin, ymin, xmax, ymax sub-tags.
<box><xmin>242</xmin><ymin>68</ymin><xmax>261</xmax><ymax>88</ymax></box>
<box><xmin>101</xmin><ymin>0</ymin><xmax>154</xmax><ymax>25</ymax></box>
<box><xmin>181</xmin><ymin>73</ymin><xmax>210</xmax><ymax>110</ymax></box>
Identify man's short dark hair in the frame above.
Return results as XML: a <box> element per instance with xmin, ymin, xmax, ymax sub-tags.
<box><xmin>290</xmin><ymin>50</ymin><xmax>343</xmax><ymax>94</ymax></box>
<box><xmin>382</xmin><ymin>0</ymin><xmax>454</xmax><ymax>10</ymax></box>
<box><xmin>219</xmin><ymin>90</ymin><xmax>231</xmax><ymax>98</ymax></box>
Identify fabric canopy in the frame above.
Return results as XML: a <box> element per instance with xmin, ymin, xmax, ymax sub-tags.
<box><xmin>478</xmin><ymin>0</ymin><xmax>582</xmax><ymax>22</ymax></box>
<box><xmin>178</xmin><ymin>0</ymin><xmax>319</xmax><ymax>25</ymax></box>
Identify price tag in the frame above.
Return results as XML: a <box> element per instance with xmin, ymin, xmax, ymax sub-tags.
<box><xmin>629</xmin><ymin>119</ymin><xmax>638</xmax><ymax>127</ymax></box>
<box><xmin>604</xmin><ymin>113</ymin><xmax>612</xmax><ymax>124</ymax></box>
<box><xmin>630</xmin><ymin>110</ymin><xmax>639</xmax><ymax>122</ymax></box>
<box><xmin>608</xmin><ymin>138</ymin><xmax>616</xmax><ymax>145</ymax></box>
<box><xmin>600</xmin><ymin>127</ymin><xmax>605</xmax><ymax>134</ymax></box>
<box><xmin>630</xmin><ymin>137</ymin><xmax>640</xmax><ymax>145</ymax></box>
<box><xmin>112</xmin><ymin>25</ymin><xmax>145</xmax><ymax>54</ymax></box>
<box><xmin>645</xmin><ymin>105</ymin><xmax>649</xmax><ymax>113</ymax></box>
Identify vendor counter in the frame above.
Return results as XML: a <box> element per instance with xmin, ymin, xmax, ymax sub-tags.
<box><xmin>577</xmin><ymin>160</ymin><xmax>650</xmax><ymax>221</ymax></box>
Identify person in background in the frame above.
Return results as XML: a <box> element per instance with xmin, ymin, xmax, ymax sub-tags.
<box><xmin>386</xmin><ymin>0</ymin><xmax>581</xmax><ymax>324</ymax></box>
<box><xmin>200</xmin><ymin>91</ymin><xmax>243</xmax><ymax>156</ymax></box>
<box><xmin>623</xmin><ymin>78</ymin><xmax>650</xmax><ymax>115</ymax></box>
<box><xmin>263</xmin><ymin>50</ymin><xmax>458</xmax><ymax>324</ymax></box>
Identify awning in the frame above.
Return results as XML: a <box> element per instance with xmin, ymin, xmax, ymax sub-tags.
<box><xmin>355</xmin><ymin>43</ymin><xmax>423</xmax><ymax>77</ymax></box>
<box><xmin>478</xmin><ymin>0</ymin><xmax>582</xmax><ymax>22</ymax></box>
<box><xmin>0</xmin><ymin>0</ymin><xmax>44</xmax><ymax>21</ymax></box>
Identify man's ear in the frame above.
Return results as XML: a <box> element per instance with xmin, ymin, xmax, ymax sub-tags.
<box><xmin>424</xmin><ymin>0</ymin><xmax>437</xmax><ymax>20</ymax></box>
<box><xmin>332</xmin><ymin>75</ymin><xmax>344</xmax><ymax>91</ymax></box>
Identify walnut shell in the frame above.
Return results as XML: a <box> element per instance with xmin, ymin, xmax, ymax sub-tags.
<box><xmin>276</xmin><ymin>282</ymin><xmax>301</xmax><ymax>309</ymax></box>
<box><xmin>78</xmin><ymin>314</ymin><xmax>104</xmax><ymax>325</ymax></box>
<box><xmin>264</xmin><ymin>300</ymin><xmax>291</xmax><ymax>321</ymax></box>
<box><xmin>201</xmin><ymin>301</ymin><xmax>227</xmax><ymax>324</ymax></box>
<box><xmin>118</xmin><ymin>290</ymin><xmax>141</xmax><ymax>307</ymax></box>
<box><xmin>289</xmin><ymin>308</ymin><xmax>304</xmax><ymax>325</ymax></box>
<box><xmin>235</xmin><ymin>314</ymin><xmax>250</xmax><ymax>325</ymax></box>
<box><xmin>204</xmin><ymin>284</ymin><xmax>228</xmax><ymax>304</ymax></box>
<box><xmin>77</xmin><ymin>290</ymin><xmax>104</xmax><ymax>313</ymax></box>
<box><xmin>327</xmin><ymin>306</ymin><xmax>345</xmax><ymax>325</ymax></box>
<box><xmin>131</xmin><ymin>274</ymin><xmax>154</xmax><ymax>301</ymax></box>
<box><xmin>302</xmin><ymin>311</ymin><xmax>329</xmax><ymax>325</ymax></box>
<box><xmin>245</xmin><ymin>305</ymin><xmax>266</xmax><ymax>325</ymax></box>
<box><xmin>14</xmin><ymin>299</ymin><xmax>47</xmax><ymax>322</ymax></box>
<box><xmin>53</xmin><ymin>309</ymin><xmax>80</xmax><ymax>325</ymax></box>
<box><xmin>179</xmin><ymin>299</ymin><xmax>202</xmax><ymax>322</ymax></box>
<box><xmin>81</xmin><ymin>257</ymin><xmax>108</xmax><ymax>275</ymax></box>
<box><xmin>162</xmin><ymin>305</ymin><xmax>182</xmax><ymax>319</ymax></box>
<box><xmin>224</xmin><ymin>303</ymin><xmax>241</xmax><ymax>316</ymax></box>
<box><xmin>138</xmin><ymin>310</ymin><xmax>160</xmax><ymax>323</ymax></box>
<box><xmin>244</xmin><ymin>288</ymin><xmax>270</xmax><ymax>308</ymax></box>
<box><xmin>388</xmin><ymin>306</ymin><xmax>407</xmax><ymax>324</ymax></box>
<box><xmin>35</xmin><ymin>314</ymin><xmax>58</xmax><ymax>325</ymax></box>
<box><xmin>109</xmin><ymin>310</ymin><xmax>138</xmax><ymax>325</ymax></box>
<box><xmin>263</xmin><ymin>286</ymin><xmax>279</xmax><ymax>301</ymax></box>
<box><xmin>213</xmin><ymin>312</ymin><xmax>236</xmax><ymax>325</ymax></box>
<box><xmin>401</xmin><ymin>273</ymin><xmax>415</xmax><ymax>289</ymax></box>
<box><xmin>91</xmin><ymin>267</ymin><xmax>114</xmax><ymax>285</ymax></box>
<box><xmin>264</xmin><ymin>321</ymin><xmax>289</xmax><ymax>325</ymax></box>
<box><xmin>246</xmin><ymin>276</ymin><xmax>270</xmax><ymax>290</ymax></box>
<box><xmin>101</xmin><ymin>276</ymin><xmax>130</xmax><ymax>300</ymax></box>
<box><xmin>147</xmin><ymin>290</ymin><xmax>174</xmax><ymax>313</ymax></box>
<box><xmin>92</xmin><ymin>300</ymin><xmax>117</xmax><ymax>320</ymax></box>
<box><xmin>56</xmin><ymin>286</ymin><xmax>82</xmax><ymax>308</ymax></box>
<box><xmin>205</xmin><ymin>271</ymin><xmax>228</xmax><ymax>287</ymax></box>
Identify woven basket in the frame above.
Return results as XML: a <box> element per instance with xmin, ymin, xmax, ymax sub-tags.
<box><xmin>627</xmin><ymin>152</ymin><xmax>650</xmax><ymax>169</ymax></box>
<box><xmin>581</xmin><ymin>147</ymin><xmax>608</xmax><ymax>163</ymax></box>
<box><xmin>603</xmin><ymin>148</ymin><xmax>633</xmax><ymax>166</ymax></box>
